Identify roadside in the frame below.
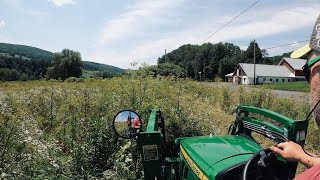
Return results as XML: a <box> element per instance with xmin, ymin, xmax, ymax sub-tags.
<box><xmin>205</xmin><ymin>82</ymin><xmax>309</xmax><ymax>102</ymax></box>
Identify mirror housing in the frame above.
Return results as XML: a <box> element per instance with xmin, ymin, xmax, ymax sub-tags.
<box><xmin>113</xmin><ymin>110</ymin><xmax>142</xmax><ymax>139</ymax></box>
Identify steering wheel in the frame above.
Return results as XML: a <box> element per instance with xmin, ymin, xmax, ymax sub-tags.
<box><xmin>242</xmin><ymin>148</ymin><xmax>290</xmax><ymax>180</ymax></box>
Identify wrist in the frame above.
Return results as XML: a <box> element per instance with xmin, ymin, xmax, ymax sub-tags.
<box><xmin>299</xmin><ymin>153</ymin><xmax>319</xmax><ymax>168</ymax></box>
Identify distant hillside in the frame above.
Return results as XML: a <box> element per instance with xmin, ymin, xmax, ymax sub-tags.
<box><xmin>0</xmin><ymin>42</ymin><xmax>125</xmax><ymax>73</ymax></box>
<box><xmin>84</xmin><ymin>61</ymin><xmax>125</xmax><ymax>73</ymax></box>
<box><xmin>0</xmin><ymin>43</ymin><xmax>54</xmax><ymax>61</ymax></box>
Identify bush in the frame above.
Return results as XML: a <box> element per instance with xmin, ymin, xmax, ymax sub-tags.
<box><xmin>65</xmin><ymin>77</ymin><xmax>77</xmax><ymax>82</ymax></box>
<box><xmin>76</xmin><ymin>78</ymin><xmax>84</xmax><ymax>82</ymax></box>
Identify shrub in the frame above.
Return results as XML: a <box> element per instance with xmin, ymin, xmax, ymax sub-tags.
<box><xmin>66</xmin><ymin>77</ymin><xmax>77</xmax><ymax>82</ymax></box>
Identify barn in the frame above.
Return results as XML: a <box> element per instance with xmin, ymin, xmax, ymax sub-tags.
<box><xmin>278</xmin><ymin>58</ymin><xmax>306</xmax><ymax>81</ymax></box>
<box><xmin>228</xmin><ymin>57</ymin><xmax>307</xmax><ymax>85</ymax></box>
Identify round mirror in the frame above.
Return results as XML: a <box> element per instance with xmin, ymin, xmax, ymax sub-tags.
<box><xmin>113</xmin><ymin>110</ymin><xmax>142</xmax><ymax>139</ymax></box>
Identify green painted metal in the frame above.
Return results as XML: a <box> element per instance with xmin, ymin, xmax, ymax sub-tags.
<box><xmin>206</xmin><ymin>154</ymin><xmax>256</xmax><ymax>178</ymax></box>
<box><xmin>179</xmin><ymin>135</ymin><xmax>262</xmax><ymax>179</ymax></box>
<box><xmin>137</xmin><ymin>109</ymin><xmax>164</xmax><ymax>179</ymax></box>
<box><xmin>137</xmin><ymin>131</ymin><xmax>162</xmax><ymax>178</ymax></box>
<box><xmin>235</xmin><ymin>105</ymin><xmax>309</xmax><ymax>178</ymax></box>
<box><xmin>243</xmin><ymin>117</ymin><xmax>283</xmax><ymax>135</ymax></box>
<box><xmin>132</xmin><ymin>105</ymin><xmax>310</xmax><ymax>179</ymax></box>
<box><xmin>236</xmin><ymin>105</ymin><xmax>309</xmax><ymax>144</ymax></box>
<box><xmin>237</xmin><ymin>105</ymin><xmax>295</xmax><ymax>125</ymax></box>
<box><xmin>146</xmin><ymin>109</ymin><xmax>158</xmax><ymax>132</ymax></box>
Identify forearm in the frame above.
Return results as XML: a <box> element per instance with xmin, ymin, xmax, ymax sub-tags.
<box><xmin>299</xmin><ymin>153</ymin><xmax>320</xmax><ymax>168</ymax></box>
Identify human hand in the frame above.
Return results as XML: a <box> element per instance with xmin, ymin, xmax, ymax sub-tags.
<box><xmin>270</xmin><ymin>141</ymin><xmax>304</xmax><ymax>162</ymax></box>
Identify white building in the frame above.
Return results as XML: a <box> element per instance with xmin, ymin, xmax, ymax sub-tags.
<box><xmin>227</xmin><ymin>58</ymin><xmax>307</xmax><ymax>85</ymax></box>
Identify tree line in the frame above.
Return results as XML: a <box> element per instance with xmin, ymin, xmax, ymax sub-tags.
<box><xmin>0</xmin><ymin>55</ymin><xmax>51</xmax><ymax>81</ymax></box>
<box><xmin>156</xmin><ymin>41</ymin><xmax>291</xmax><ymax>80</ymax></box>
<box><xmin>0</xmin><ymin>49</ymin><xmax>84</xmax><ymax>81</ymax></box>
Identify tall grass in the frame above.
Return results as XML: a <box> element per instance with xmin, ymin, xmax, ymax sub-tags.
<box><xmin>0</xmin><ymin>77</ymin><xmax>318</xmax><ymax>179</ymax></box>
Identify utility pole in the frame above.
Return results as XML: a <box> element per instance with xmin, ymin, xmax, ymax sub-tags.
<box><xmin>165</xmin><ymin>49</ymin><xmax>167</xmax><ymax>61</ymax></box>
<box><xmin>253</xmin><ymin>39</ymin><xmax>256</xmax><ymax>85</ymax></box>
<box><xmin>203</xmin><ymin>58</ymin><xmax>205</xmax><ymax>81</ymax></box>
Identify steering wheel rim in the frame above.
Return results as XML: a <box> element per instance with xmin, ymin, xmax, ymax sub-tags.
<box><xmin>242</xmin><ymin>148</ymin><xmax>272</xmax><ymax>180</ymax></box>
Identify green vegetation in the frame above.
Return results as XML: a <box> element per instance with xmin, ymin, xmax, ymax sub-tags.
<box><xmin>46</xmin><ymin>49</ymin><xmax>83</xmax><ymax>80</ymax></box>
<box><xmin>0</xmin><ymin>42</ymin><xmax>54</xmax><ymax>61</ymax></box>
<box><xmin>0</xmin><ymin>55</ymin><xmax>51</xmax><ymax>81</ymax></box>
<box><xmin>84</xmin><ymin>61</ymin><xmax>125</xmax><ymax>73</ymax></box>
<box><xmin>157</xmin><ymin>41</ymin><xmax>291</xmax><ymax>80</ymax></box>
<box><xmin>0</xmin><ymin>73</ymin><xmax>318</xmax><ymax>178</ymax></box>
<box><xmin>257</xmin><ymin>82</ymin><xmax>310</xmax><ymax>92</ymax></box>
<box><xmin>142</xmin><ymin>63</ymin><xmax>186</xmax><ymax>77</ymax></box>
<box><xmin>0</xmin><ymin>43</ymin><xmax>125</xmax><ymax>82</ymax></box>
<box><xmin>115</xmin><ymin>122</ymin><xmax>130</xmax><ymax>137</ymax></box>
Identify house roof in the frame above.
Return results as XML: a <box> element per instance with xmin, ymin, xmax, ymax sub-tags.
<box><xmin>225</xmin><ymin>73</ymin><xmax>233</xmax><ymax>77</ymax></box>
<box><xmin>238</xmin><ymin>63</ymin><xmax>292</xmax><ymax>78</ymax></box>
<box><xmin>278</xmin><ymin>58</ymin><xmax>306</xmax><ymax>70</ymax></box>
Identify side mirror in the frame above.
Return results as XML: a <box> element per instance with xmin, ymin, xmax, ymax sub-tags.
<box><xmin>113</xmin><ymin>110</ymin><xmax>142</xmax><ymax>139</ymax></box>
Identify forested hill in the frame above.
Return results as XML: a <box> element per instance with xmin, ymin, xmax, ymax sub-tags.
<box><xmin>84</xmin><ymin>61</ymin><xmax>125</xmax><ymax>73</ymax></box>
<box><xmin>0</xmin><ymin>43</ymin><xmax>54</xmax><ymax>61</ymax></box>
<box><xmin>157</xmin><ymin>42</ymin><xmax>291</xmax><ymax>79</ymax></box>
<box><xmin>0</xmin><ymin>42</ymin><xmax>125</xmax><ymax>73</ymax></box>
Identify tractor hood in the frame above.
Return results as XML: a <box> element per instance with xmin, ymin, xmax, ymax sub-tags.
<box><xmin>179</xmin><ymin>135</ymin><xmax>262</xmax><ymax>179</ymax></box>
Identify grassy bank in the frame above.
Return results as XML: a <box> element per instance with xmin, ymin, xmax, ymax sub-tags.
<box><xmin>257</xmin><ymin>81</ymin><xmax>309</xmax><ymax>92</ymax></box>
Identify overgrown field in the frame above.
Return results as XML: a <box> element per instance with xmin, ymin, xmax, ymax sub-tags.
<box><xmin>0</xmin><ymin>75</ymin><xmax>319</xmax><ymax>179</ymax></box>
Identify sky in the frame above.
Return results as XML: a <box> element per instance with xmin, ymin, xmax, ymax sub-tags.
<box><xmin>116</xmin><ymin>111</ymin><xmax>139</xmax><ymax>123</ymax></box>
<box><xmin>0</xmin><ymin>0</ymin><xmax>319</xmax><ymax>69</ymax></box>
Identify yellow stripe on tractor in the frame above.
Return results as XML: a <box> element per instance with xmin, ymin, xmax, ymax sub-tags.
<box><xmin>180</xmin><ymin>145</ymin><xmax>209</xmax><ymax>180</ymax></box>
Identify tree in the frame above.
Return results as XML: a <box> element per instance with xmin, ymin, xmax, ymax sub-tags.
<box><xmin>243</xmin><ymin>41</ymin><xmax>263</xmax><ymax>63</ymax></box>
<box><xmin>47</xmin><ymin>49</ymin><xmax>83</xmax><ymax>80</ymax></box>
<box><xmin>218</xmin><ymin>55</ymin><xmax>240</xmax><ymax>78</ymax></box>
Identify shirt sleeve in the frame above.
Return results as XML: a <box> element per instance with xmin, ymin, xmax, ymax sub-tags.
<box><xmin>134</xmin><ymin>120</ymin><xmax>141</xmax><ymax>126</ymax></box>
<box><xmin>294</xmin><ymin>163</ymin><xmax>320</xmax><ymax>180</ymax></box>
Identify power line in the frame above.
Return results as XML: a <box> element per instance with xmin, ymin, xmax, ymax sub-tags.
<box><xmin>177</xmin><ymin>0</ymin><xmax>199</xmax><ymax>33</ymax></box>
<box><xmin>265</xmin><ymin>40</ymin><xmax>309</xmax><ymax>50</ymax></box>
<box><xmin>200</xmin><ymin>0</ymin><xmax>261</xmax><ymax>44</ymax></box>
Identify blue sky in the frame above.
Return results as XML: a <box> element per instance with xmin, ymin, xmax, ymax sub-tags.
<box><xmin>0</xmin><ymin>0</ymin><xmax>319</xmax><ymax>69</ymax></box>
<box><xmin>116</xmin><ymin>111</ymin><xmax>139</xmax><ymax>122</ymax></box>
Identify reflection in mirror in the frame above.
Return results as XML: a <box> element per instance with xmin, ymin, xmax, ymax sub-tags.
<box><xmin>113</xmin><ymin>110</ymin><xmax>141</xmax><ymax>139</ymax></box>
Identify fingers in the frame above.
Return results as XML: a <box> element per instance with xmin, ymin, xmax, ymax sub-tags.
<box><xmin>270</xmin><ymin>145</ymin><xmax>285</xmax><ymax>157</ymax></box>
<box><xmin>275</xmin><ymin>142</ymin><xmax>287</xmax><ymax>149</ymax></box>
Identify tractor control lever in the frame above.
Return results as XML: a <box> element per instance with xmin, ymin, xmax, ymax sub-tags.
<box><xmin>257</xmin><ymin>151</ymin><xmax>267</xmax><ymax>167</ymax></box>
<box><xmin>257</xmin><ymin>151</ymin><xmax>277</xmax><ymax>167</ymax></box>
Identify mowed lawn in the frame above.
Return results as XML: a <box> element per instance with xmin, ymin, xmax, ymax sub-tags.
<box><xmin>257</xmin><ymin>81</ymin><xmax>309</xmax><ymax>92</ymax></box>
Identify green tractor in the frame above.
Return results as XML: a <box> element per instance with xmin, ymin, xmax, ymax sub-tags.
<box><xmin>113</xmin><ymin>105</ymin><xmax>309</xmax><ymax>180</ymax></box>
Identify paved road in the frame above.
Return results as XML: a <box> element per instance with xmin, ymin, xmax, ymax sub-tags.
<box><xmin>205</xmin><ymin>82</ymin><xmax>309</xmax><ymax>102</ymax></box>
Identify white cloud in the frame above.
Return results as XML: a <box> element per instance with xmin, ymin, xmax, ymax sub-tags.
<box><xmin>205</xmin><ymin>7</ymin><xmax>319</xmax><ymax>43</ymax></box>
<box><xmin>99</xmin><ymin>0</ymin><xmax>184</xmax><ymax>44</ymax></box>
<box><xmin>48</xmin><ymin>0</ymin><xmax>76</xmax><ymax>7</ymax></box>
<box><xmin>92</xmin><ymin>32</ymin><xmax>199</xmax><ymax>68</ymax></box>
<box><xmin>92</xmin><ymin>3</ymin><xmax>320</xmax><ymax>68</ymax></box>
<box><xmin>0</xmin><ymin>20</ymin><xmax>5</xmax><ymax>28</ymax></box>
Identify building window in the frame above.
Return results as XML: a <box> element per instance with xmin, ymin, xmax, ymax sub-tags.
<box><xmin>288</xmin><ymin>79</ymin><xmax>291</xmax><ymax>82</ymax></box>
<box><xmin>270</xmin><ymin>78</ymin><xmax>272</xmax><ymax>82</ymax></box>
<box><xmin>282</xmin><ymin>79</ymin><xmax>284</xmax><ymax>82</ymax></box>
<box><xmin>263</xmin><ymin>78</ymin><xmax>266</xmax><ymax>81</ymax></box>
<box><xmin>276</xmin><ymin>79</ymin><xmax>278</xmax><ymax>83</ymax></box>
